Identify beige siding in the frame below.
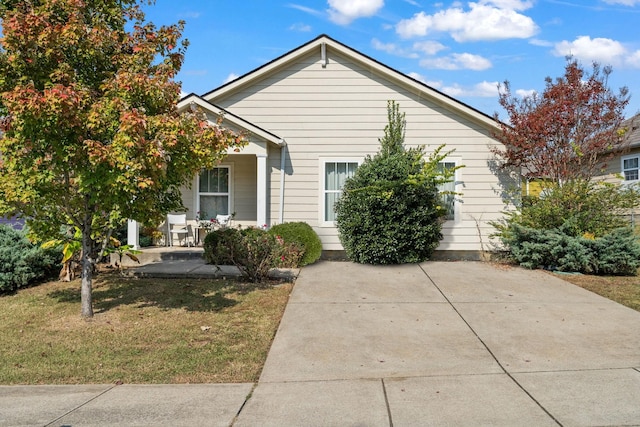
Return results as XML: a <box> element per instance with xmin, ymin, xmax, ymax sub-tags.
<box><xmin>212</xmin><ymin>47</ymin><xmax>507</xmax><ymax>252</ymax></box>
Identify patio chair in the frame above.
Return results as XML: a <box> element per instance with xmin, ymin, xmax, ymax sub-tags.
<box><xmin>166</xmin><ymin>214</ymin><xmax>192</xmax><ymax>247</ymax></box>
<box><xmin>216</xmin><ymin>214</ymin><xmax>232</xmax><ymax>228</ymax></box>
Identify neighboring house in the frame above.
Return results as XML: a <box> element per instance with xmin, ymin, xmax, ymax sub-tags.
<box><xmin>613</xmin><ymin>114</ymin><xmax>640</xmax><ymax>184</ymax></box>
<box><xmin>130</xmin><ymin>34</ymin><xmax>513</xmax><ymax>257</ymax></box>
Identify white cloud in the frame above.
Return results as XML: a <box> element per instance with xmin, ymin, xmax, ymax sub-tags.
<box><xmin>288</xmin><ymin>4</ymin><xmax>324</xmax><ymax>17</ymax></box>
<box><xmin>482</xmin><ymin>0</ymin><xmax>533</xmax><ymax>10</ymax></box>
<box><xmin>529</xmin><ymin>38</ymin><xmax>553</xmax><ymax>47</ymax></box>
<box><xmin>602</xmin><ymin>0</ymin><xmax>640</xmax><ymax>5</ymax></box>
<box><xmin>412</xmin><ymin>40</ymin><xmax>447</xmax><ymax>55</ymax></box>
<box><xmin>178</xmin><ymin>11</ymin><xmax>201</xmax><ymax>19</ymax></box>
<box><xmin>552</xmin><ymin>36</ymin><xmax>634</xmax><ymax>67</ymax></box>
<box><xmin>289</xmin><ymin>22</ymin><xmax>312</xmax><ymax>32</ymax></box>
<box><xmin>438</xmin><ymin>80</ymin><xmax>500</xmax><ymax>97</ymax></box>
<box><xmin>625</xmin><ymin>50</ymin><xmax>640</xmax><ymax>68</ymax></box>
<box><xmin>407</xmin><ymin>72</ymin><xmax>444</xmax><ymax>88</ymax></box>
<box><xmin>396</xmin><ymin>2</ymin><xmax>538</xmax><ymax>41</ymax></box>
<box><xmin>223</xmin><ymin>73</ymin><xmax>240</xmax><ymax>84</ymax></box>
<box><xmin>371</xmin><ymin>38</ymin><xmax>419</xmax><ymax>58</ymax></box>
<box><xmin>515</xmin><ymin>89</ymin><xmax>537</xmax><ymax>98</ymax></box>
<box><xmin>420</xmin><ymin>52</ymin><xmax>492</xmax><ymax>70</ymax></box>
<box><xmin>327</xmin><ymin>0</ymin><xmax>384</xmax><ymax>25</ymax></box>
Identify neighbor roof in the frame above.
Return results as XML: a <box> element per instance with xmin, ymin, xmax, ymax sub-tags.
<box><xmin>622</xmin><ymin>113</ymin><xmax>640</xmax><ymax>148</ymax></box>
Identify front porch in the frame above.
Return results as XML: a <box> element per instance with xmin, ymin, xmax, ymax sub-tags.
<box><xmin>110</xmin><ymin>245</ymin><xmax>299</xmax><ymax>281</ymax></box>
<box><xmin>127</xmin><ymin>95</ymin><xmax>287</xmax><ymax>250</ymax></box>
<box><xmin>113</xmin><ymin>245</ymin><xmax>204</xmax><ymax>267</ymax></box>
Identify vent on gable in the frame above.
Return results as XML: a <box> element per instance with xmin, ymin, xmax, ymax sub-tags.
<box><xmin>320</xmin><ymin>42</ymin><xmax>327</xmax><ymax>68</ymax></box>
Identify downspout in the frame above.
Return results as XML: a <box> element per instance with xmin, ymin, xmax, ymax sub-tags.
<box><xmin>279</xmin><ymin>139</ymin><xmax>287</xmax><ymax>224</ymax></box>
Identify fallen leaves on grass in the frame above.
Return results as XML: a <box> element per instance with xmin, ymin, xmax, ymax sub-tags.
<box><xmin>0</xmin><ymin>273</ymin><xmax>292</xmax><ymax>384</ymax></box>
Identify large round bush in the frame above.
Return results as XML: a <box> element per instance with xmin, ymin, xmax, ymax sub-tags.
<box><xmin>267</xmin><ymin>222</ymin><xmax>322</xmax><ymax>266</ymax></box>
<box><xmin>0</xmin><ymin>225</ymin><xmax>60</xmax><ymax>292</ymax></box>
<box><xmin>335</xmin><ymin>148</ymin><xmax>448</xmax><ymax>264</ymax></box>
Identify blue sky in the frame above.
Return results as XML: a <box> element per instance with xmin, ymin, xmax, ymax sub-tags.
<box><xmin>143</xmin><ymin>0</ymin><xmax>640</xmax><ymax>119</ymax></box>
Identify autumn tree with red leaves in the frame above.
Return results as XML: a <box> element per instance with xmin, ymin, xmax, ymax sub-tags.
<box><xmin>493</xmin><ymin>59</ymin><xmax>630</xmax><ymax>185</ymax></box>
<box><xmin>0</xmin><ymin>0</ymin><xmax>242</xmax><ymax>317</ymax></box>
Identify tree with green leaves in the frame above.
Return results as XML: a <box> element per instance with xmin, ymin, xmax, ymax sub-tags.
<box><xmin>335</xmin><ymin>100</ymin><xmax>459</xmax><ymax>264</ymax></box>
<box><xmin>0</xmin><ymin>0</ymin><xmax>242</xmax><ymax>317</ymax></box>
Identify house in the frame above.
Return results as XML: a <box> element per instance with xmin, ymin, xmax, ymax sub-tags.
<box><xmin>129</xmin><ymin>34</ymin><xmax>513</xmax><ymax>258</ymax></box>
<box><xmin>613</xmin><ymin>114</ymin><xmax>640</xmax><ymax>183</ymax></box>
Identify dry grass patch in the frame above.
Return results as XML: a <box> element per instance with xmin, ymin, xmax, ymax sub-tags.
<box><xmin>556</xmin><ymin>273</ymin><xmax>640</xmax><ymax>312</ymax></box>
<box><xmin>0</xmin><ymin>272</ymin><xmax>292</xmax><ymax>384</ymax></box>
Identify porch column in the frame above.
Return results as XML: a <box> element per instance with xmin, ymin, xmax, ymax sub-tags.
<box><xmin>127</xmin><ymin>219</ymin><xmax>139</xmax><ymax>249</ymax></box>
<box><xmin>256</xmin><ymin>153</ymin><xmax>267</xmax><ymax>227</ymax></box>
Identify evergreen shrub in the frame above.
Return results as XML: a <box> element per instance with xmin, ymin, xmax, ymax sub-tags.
<box><xmin>267</xmin><ymin>222</ymin><xmax>322</xmax><ymax>266</ymax></box>
<box><xmin>0</xmin><ymin>225</ymin><xmax>60</xmax><ymax>292</ymax></box>
<box><xmin>204</xmin><ymin>227</ymin><xmax>296</xmax><ymax>282</ymax></box>
<box><xmin>503</xmin><ymin>223</ymin><xmax>640</xmax><ymax>275</ymax></box>
<box><xmin>334</xmin><ymin>101</ymin><xmax>457</xmax><ymax>265</ymax></box>
<box><xmin>203</xmin><ymin>228</ymin><xmax>242</xmax><ymax>266</ymax></box>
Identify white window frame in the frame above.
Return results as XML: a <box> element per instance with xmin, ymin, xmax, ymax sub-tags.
<box><xmin>195</xmin><ymin>164</ymin><xmax>234</xmax><ymax>220</ymax></box>
<box><xmin>438</xmin><ymin>158</ymin><xmax>462</xmax><ymax>225</ymax></box>
<box><xmin>319</xmin><ymin>157</ymin><xmax>362</xmax><ymax>227</ymax></box>
<box><xmin>621</xmin><ymin>154</ymin><xmax>640</xmax><ymax>183</ymax></box>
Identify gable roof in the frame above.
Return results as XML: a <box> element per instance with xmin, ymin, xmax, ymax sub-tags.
<box><xmin>203</xmin><ymin>34</ymin><xmax>501</xmax><ymax>132</ymax></box>
<box><xmin>622</xmin><ymin>113</ymin><xmax>640</xmax><ymax>148</ymax></box>
<box><xmin>177</xmin><ymin>94</ymin><xmax>284</xmax><ymax>146</ymax></box>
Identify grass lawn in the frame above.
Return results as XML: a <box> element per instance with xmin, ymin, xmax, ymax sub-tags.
<box><xmin>556</xmin><ymin>273</ymin><xmax>640</xmax><ymax>312</ymax></box>
<box><xmin>0</xmin><ymin>272</ymin><xmax>292</xmax><ymax>385</ymax></box>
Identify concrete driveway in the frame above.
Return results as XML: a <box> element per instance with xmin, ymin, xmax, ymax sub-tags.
<box><xmin>2</xmin><ymin>261</ymin><xmax>640</xmax><ymax>426</ymax></box>
<box><xmin>235</xmin><ymin>261</ymin><xmax>640</xmax><ymax>426</ymax></box>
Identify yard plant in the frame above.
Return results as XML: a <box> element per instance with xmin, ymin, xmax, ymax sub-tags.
<box><xmin>267</xmin><ymin>222</ymin><xmax>322</xmax><ymax>266</ymax></box>
<box><xmin>0</xmin><ymin>0</ymin><xmax>243</xmax><ymax>318</ymax></box>
<box><xmin>204</xmin><ymin>226</ymin><xmax>304</xmax><ymax>282</ymax></box>
<box><xmin>0</xmin><ymin>225</ymin><xmax>59</xmax><ymax>293</ymax></box>
<box><xmin>492</xmin><ymin>60</ymin><xmax>640</xmax><ymax>273</ymax></box>
<box><xmin>335</xmin><ymin>101</ymin><xmax>458</xmax><ymax>264</ymax></box>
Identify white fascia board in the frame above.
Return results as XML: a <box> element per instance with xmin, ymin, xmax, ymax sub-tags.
<box><xmin>177</xmin><ymin>95</ymin><xmax>283</xmax><ymax>147</ymax></box>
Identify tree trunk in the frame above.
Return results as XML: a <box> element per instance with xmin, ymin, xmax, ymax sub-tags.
<box><xmin>80</xmin><ymin>226</ymin><xmax>94</xmax><ymax>318</ymax></box>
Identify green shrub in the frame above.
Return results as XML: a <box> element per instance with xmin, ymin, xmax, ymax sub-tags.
<box><xmin>511</xmin><ymin>224</ymin><xmax>593</xmax><ymax>272</ymax></box>
<box><xmin>0</xmin><ymin>225</ymin><xmax>60</xmax><ymax>293</ymax></box>
<box><xmin>203</xmin><ymin>227</ymin><xmax>280</xmax><ymax>282</ymax></box>
<box><xmin>496</xmin><ymin>180</ymin><xmax>639</xmax><ymax>239</ymax></box>
<box><xmin>267</xmin><ymin>222</ymin><xmax>322</xmax><ymax>266</ymax></box>
<box><xmin>272</xmin><ymin>237</ymin><xmax>304</xmax><ymax>268</ymax></box>
<box><xmin>203</xmin><ymin>228</ymin><xmax>242</xmax><ymax>265</ymax></box>
<box><xmin>238</xmin><ymin>228</ymin><xmax>278</xmax><ymax>282</ymax></box>
<box><xmin>334</xmin><ymin>101</ymin><xmax>457</xmax><ymax>265</ymax></box>
<box><xmin>335</xmin><ymin>145</ymin><xmax>456</xmax><ymax>264</ymax></box>
<box><xmin>502</xmin><ymin>223</ymin><xmax>640</xmax><ymax>275</ymax></box>
<box><xmin>588</xmin><ymin>228</ymin><xmax>640</xmax><ymax>275</ymax></box>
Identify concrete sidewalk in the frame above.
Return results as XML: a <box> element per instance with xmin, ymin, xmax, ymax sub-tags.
<box><xmin>2</xmin><ymin>261</ymin><xmax>640</xmax><ymax>426</ymax></box>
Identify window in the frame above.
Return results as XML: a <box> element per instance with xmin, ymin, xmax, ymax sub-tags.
<box><xmin>198</xmin><ymin>166</ymin><xmax>231</xmax><ymax>219</ymax></box>
<box><xmin>623</xmin><ymin>156</ymin><xmax>639</xmax><ymax>181</ymax></box>
<box><xmin>321</xmin><ymin>159</ymin><xmax>359</xmax><ymax>223</ymax></box>
<box><xmin>438</xmin><ymin>161</ymin><xmax>459</xmax><ymax>221</ymax></box>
